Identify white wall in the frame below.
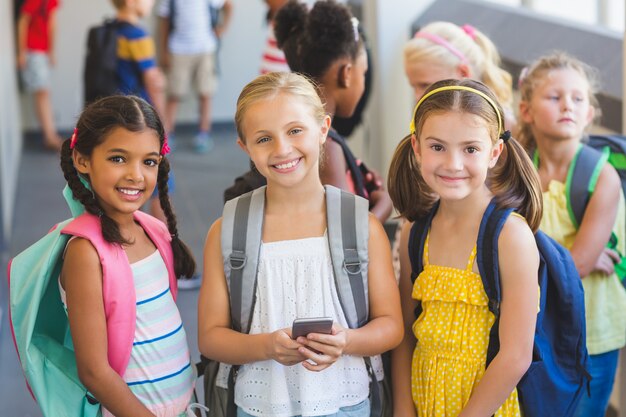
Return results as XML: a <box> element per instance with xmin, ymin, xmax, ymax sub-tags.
<box><xmin>0</xmin><ymin>0</ymin><xmax>23</xmax><ymax>246</ymax></box>
<box><xmin>360</xmin><ymin>0</ymin><xmax>435</xmax><ymax>175</ymax></box>
<box><xmin>19</xmin><ymin>0</ymin><xmax>268</xmax><ymax>131</ymax></box>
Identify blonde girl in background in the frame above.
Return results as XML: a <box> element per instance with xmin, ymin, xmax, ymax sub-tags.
<box><xmin>389</xmin><ymin>78</ymin><xmax>541</xmax><ymax>416</ymax></box>
<box><xmin>198</xmin><ymin>72</ymin><xmax>403</xmax><ymax>417</ymax></box>
<box><xmin>404</xmin><ymin>21</ymin><xmax>515</xmax><ymax>130</ymax></box>
<box><xmin>518</xmin><ymin>51</ymin><xmax>626</xmax><ymax>417</ymax></box>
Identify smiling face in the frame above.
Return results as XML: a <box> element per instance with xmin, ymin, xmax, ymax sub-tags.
<box><xmin>74</xmin><ymin>127</ymin><xmax>161</xmax><ymax>223</ymax></box>
<box><xmin>413</xmin><ymin>111</ymin><xmax>502</xmax><ymax>202</ymax></box>
<box><xmin>238</xmin><ymin>92</ymin><xmax>331</xmax><ymax>189</ymax></box>
<box><xmin>520</xmin><ymin>67</ymin><xmax>594</xmax><ymax>145</ymax></box>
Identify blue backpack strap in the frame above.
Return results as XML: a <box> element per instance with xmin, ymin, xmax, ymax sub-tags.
<box><xmin>475</xmin><ymin>200</ymin><xmax>514</xmax><ymax>367</ymax></box>
<box><xmin>408</xmin><ymin>202</ymin><xmax>439</xmax><ymax>319</ymax></box>
<box><xmin>567</xmin><ymin>144</ymin><xmax>607</xmax><ymax>229</ymax></box>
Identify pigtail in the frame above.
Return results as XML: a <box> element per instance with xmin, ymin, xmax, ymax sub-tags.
<box><xmin>490</xmin><ymin>136</ymin><xmax>543</xmax><ymax>232</ymax></box>
<box><xmin>157</xmin><ymin>158</ymin><xmax>196</xmax><ymax>278</ymax></box>
<box><xmin>60</xmin><ymin>137</ymin><xmax>130</xmax><ymax>244</ymax></box>
<box><xmin>472</xmin><ymin>29</ymin><xmax>513</xmax><ymax>110</ymax></box>
<box><xmin>387</xmin><ymin>135</ymin><xmax>436</xmax><ymax>222</ymax></box>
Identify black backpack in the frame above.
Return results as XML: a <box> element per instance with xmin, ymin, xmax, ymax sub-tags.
<box><xmin>83</xmin><ymin>19</ymin><xmax>121</xmax><ymax>105</ymax></box>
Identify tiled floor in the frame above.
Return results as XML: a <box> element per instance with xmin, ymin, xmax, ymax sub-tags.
<box><xmin>0</xmin><ymin>123</ymin><xmax>248</xmax><ymax>416</ymax></box>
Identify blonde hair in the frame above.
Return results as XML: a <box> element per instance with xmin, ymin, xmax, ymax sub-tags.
<box><xmin>388</xmin><ymin>79</ymin><xmax>543</xmax><ymax>230</ymax></box>
<box><xmin>518</xmin><ymin>51</ymin><xmax>601</xmax><ymax>152</ymax></box>
<box><xmin>235</xmin><ymin>72</ymin><xmax>326</xmax><ymax>142</ymax></box>
<box><xmin>404</xmin><ymin>21</ymin><xmax>513</xmax><ymax>109</ymax></box>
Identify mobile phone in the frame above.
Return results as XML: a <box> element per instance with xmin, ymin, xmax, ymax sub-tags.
<box><xmin>291</xmin><ymin>317</ymin><xmax>333</xmax><ymax>339</ymax></box>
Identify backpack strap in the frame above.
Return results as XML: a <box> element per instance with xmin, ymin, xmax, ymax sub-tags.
<box><xmin>475</xmin><ymin>200</ymin><xmax>514</xmax><ymax>367</ymax></box>
<box><xmin>408</xmin><ymin>202</ymin><xmax>439</xmax><ymax>319</ymax></box>
<box><xmin>326</xmin><ymin>185</ymin><xmax>369</xmax><ymax>328</ymax></box>
<box><xmin>221</xmin><ymin>186</ymin><xmax>265</xmax><ymax>334</ymax></box>
<box><xmin>567</xmin><ymin>144</ymin><xmax>607</xmax><ymax>229</ymax></box>
<box><xmin>327</xmin><ymin>129</ymin><xmax>368</xmax><ymax>198</ymax></box>
<box><xmin>325</xmin><ymin>185</ymin><xmax>384</xmax><ymax>417</ymax></box>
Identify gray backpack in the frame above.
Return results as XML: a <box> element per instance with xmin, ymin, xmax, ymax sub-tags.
<box><xmin>198</xmin><ymin>184</ymin><xmax>388</xmax><ymax>417</ymax></box>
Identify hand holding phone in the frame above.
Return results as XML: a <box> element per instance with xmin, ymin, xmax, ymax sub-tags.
<box><xmin>291</xmin><ymin>317</ymin><xmax>333</xmax><ymax>339</ymax></box>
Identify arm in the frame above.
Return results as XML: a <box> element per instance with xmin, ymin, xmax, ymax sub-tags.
<box><xmin>16</xmin><ymin>13</ymin><xmax>30</xmax><ymax>69</ymax></box>
<box><xmin>297</xmin><ymin>214</ymin><xmax>403</xmax><ymax>369</ymax></box>
<box><xmin>157</xmin><ymin>16</ymin><xmax>171</xmax><ymax>69</ymax></box>
<box><xmin>570</xmin><ymin>164</ymin><xmax>621</xmax><ymax>277</ymax></box>
<box><xmin>143</xmin><ymin>67</ymin><xmax>166</xmax><ymax>119</ymax></box>
<box><xmin>214</xmin><ymin>0</ymin><xmax>233</xmax><ymax>38</ymax></box>
<box><xmin>391</xmin><ymin>221</ymin><xmax>418</xmax><ymax>417</ymax></box>
<box><xmin>47</xmin><ymin>8</ymin><xmax>57</xmax><ymax>65</ymax></box>
<box><xmin>61</xmin><ymin>239</ymin><xmax>155</xmax><ymax>417</ymax></box>
<box><xmin>198</xmin><ymin>219</ymin><xmax>307</xmax><ymax>366</ymax></box>
<box><xmin>320</xmin><ymin>138</ymin><xmax>350</xmax><ymax>190</ymax></box>
<box><xmin>458</xmin><ymin>215</ymin><xmax>538</xmax><ymax>417</ymax></box>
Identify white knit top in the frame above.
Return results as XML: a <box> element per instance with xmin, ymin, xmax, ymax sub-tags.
<box><xmin>230</xmin><ymin>236</ymin><xmax>370</xmax><ymax>417</ymax></box>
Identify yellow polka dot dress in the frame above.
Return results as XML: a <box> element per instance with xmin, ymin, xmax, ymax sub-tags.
<box><xmin>411</xmin><ymin>233</ymin><xmax>521</xmax><ymax>417</ymax></box>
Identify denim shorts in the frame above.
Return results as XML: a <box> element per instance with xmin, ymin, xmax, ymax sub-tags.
<box><xmin>237</xmin><ymin>398</ymin><xmax>370</xmax><ymax>417</ymax></box>
<box><xmin>573</xmin><ymin>350</ymin><xmax>619</xmax><ymax>417</ymax></box>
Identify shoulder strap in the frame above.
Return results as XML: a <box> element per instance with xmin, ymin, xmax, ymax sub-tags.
<box><xmin>568</xmin><ymin>144</ymin><xmax>607</xmax><ymax>229</ymax></box>
<box><xmin>475</xmin><ymin>200</ymin><xmax>514</xmax><ymax>367</ymax></box>
<box><xmin>327</xmin><ymin>129</ymin><xmax>368</xmax><ymax>198</ymax></box>
<box><xmin>325</xmin><ymin>185</ymin><xmax>369</xmax><ymax>328</ymax></box>
<box><xmin>221</xmin><ymin>186</ymin><xmax>265</xmax><ymax>334</ymax></box>
<box><xmin>407</xmin><ymin>203</ymin><xmax>439</xmax><ymax>319</ymax></box>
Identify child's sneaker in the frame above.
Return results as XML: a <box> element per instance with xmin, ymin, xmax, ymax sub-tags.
<box><xmin>193</xmin><ymin>131</ymin><xmax>214</xmax><ymax>154</ymax></box>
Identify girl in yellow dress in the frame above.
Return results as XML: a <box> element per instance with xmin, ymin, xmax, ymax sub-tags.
<box><xmin>388</xmin><ymin>78</ymin><xmax>542</xmax><ymax>417</ymax></box>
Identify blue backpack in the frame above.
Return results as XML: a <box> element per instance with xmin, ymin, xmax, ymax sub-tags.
<box><xmin>534</xmin><ymin>135</ymin><xmax>626</xmax><ymax>284</ymax></box>
<box><xmin>408</xmin><ymin>200</ymin><xmax>591</xmax><ymax>417</ymax></box>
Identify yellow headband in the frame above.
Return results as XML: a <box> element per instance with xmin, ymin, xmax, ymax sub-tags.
<box><xmin>409</xmin><ymin>85</ymin><xmax>504</xmax><ymax>137</ymax></box>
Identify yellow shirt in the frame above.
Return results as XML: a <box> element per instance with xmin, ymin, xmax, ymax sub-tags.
<box><xmin>540</xmin><ymin>180</ymin><xmax>626</xmax><ymax>354</ymax></box>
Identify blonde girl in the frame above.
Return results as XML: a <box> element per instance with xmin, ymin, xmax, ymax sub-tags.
<box><xmin>198</xmin><ymin>72</ymin><xmax>403</xmax><ymax>417</ymax></box>
<box><xmin>389</xmin><ymin>78</ymin><xmax>541</xmax><ymax>416</ymax></box>
<box><xmin>518</xmin><ymin>51</ymin><xmax>626</xmax><ymax>417</ymax></box>
<box><xmin>404</xmin><ymin>21</ymin><xmax>515</xmax><ymax>130</ymax></box>
<box><xmin>59</xmin><ymin>95</ymin><xmax>196</xmax><ymax>417</ymax></box>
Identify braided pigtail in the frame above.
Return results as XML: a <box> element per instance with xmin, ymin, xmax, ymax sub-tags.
<box><xmin>157</xmin><ymin>158</ymin><xmax>196</xmax><ymax>278</ymax></box>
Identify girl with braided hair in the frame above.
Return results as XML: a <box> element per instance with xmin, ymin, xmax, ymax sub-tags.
<box><xmin>59</xmin><ymin>95</ymin><xmax>196</xmax><ymax>417</ymax></box>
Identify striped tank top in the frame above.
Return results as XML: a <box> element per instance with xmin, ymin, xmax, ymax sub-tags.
<box><xmin>60</xmin><ymin>249</ymin><xmax>195</xmax><ymax>417</ymax></box>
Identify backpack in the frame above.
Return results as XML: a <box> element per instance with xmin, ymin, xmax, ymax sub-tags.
<box><xmin>8</xmin><ymin>186</ymin><xmax>177</xmax><ymax>417</ymax></box>
<box><xmin>571</xmin><ymin>136</ymin><xmax>626</xmax><ymax>282</ymax></box>
<box><xmin>408</xmin><ymin>200</ymin><xmax>591</xmax><ymax>417</ymax></box>
<box><xmin>198</xmin><ymin>184</ymin><xmax>390</xmax><ymax>417</ymax></box>
<box><xmin>83</xmin><ymin>19</ymin><xmax>121</xmax><ymax>105</ymax></box>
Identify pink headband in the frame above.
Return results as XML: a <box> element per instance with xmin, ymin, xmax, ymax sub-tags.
<box><xmin>414</xmin><ymin>31</ymin><xmax>469</xmax><ymax>65</ymax></box>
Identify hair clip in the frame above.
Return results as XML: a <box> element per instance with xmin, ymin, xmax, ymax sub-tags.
<box><xmin>518</xmin><ymin>66</ymin><xmax>529</xmax><ymax>89</ymax></box>
<box><xmin>461</xmin><ymin>24</ymin><xmax>477</xmax><ymax>41</ymax></box>
<box><xmin>350</xmin><ymin>17</ymin><xmax>360</xmax><ymax>43</ymax></box>
<box><xmin>500</xmin><ymin>130</ymin><xmax>512</xmax><ymax>143</ymax></box>
<box><xmin>161</xmin><ymin>134</ymin><xmax>171</xmax><ymax>155</ymax></box>
<box><xmin>69</xmin><ymin>128</ymin><xmax>79</xmax><ymax>149</ymax></box>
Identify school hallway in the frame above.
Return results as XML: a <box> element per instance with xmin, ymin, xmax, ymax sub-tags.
<box><xmin>0</xmin><ymin>123</ymin><xmax>249</xmax><ymax>416</ymax></box>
